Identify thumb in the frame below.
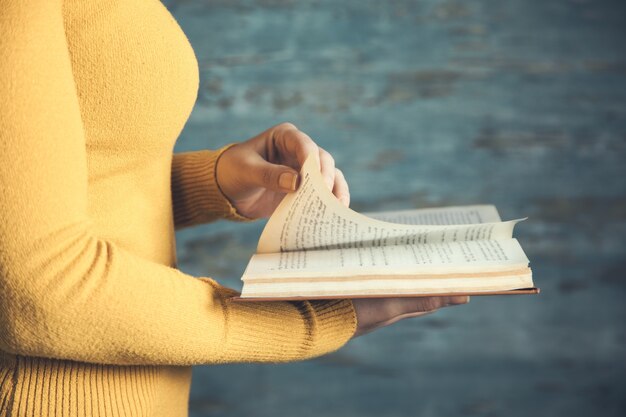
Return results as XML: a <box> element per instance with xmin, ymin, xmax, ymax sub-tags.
<box><xmin>248</xmin><ymin>157</ymin><xmax>300</xmax><ymax>193</ymax></box>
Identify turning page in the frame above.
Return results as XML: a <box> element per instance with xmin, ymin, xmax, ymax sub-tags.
<box><xmin>364</xmin><ymin>205</ymin><xmax>501</xmax><ymax>225</ymax></box>
<box><xmin>257</xmin><ymin>154</ymin><xmax>522</xmax><ymax>254</ymax></box>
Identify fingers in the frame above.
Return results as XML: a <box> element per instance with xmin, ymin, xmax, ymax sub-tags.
<box><xmin>425</xmin><ymin>295</ymin><xmax>470</xmax><ymax>308</ymax></box>
<box><xmin>394</xmin><ymin>295</ymin><xmax>470</xmax><ymax>316</ymax></box>
<box><xmin>333</xmin><ymin>168</ymin><xmax>350</xmax><ymax>207</ymax></box>
<box><xmin>244</xmin><ymin>153</ymin><xmax>300</xmax><ymax>193</ymax></box>
<box><xmin>271</xmin><ymin>123</ymin><xmax>319</xmax><ymax>169</ymax></box>
<box><xmin>269</xmin><ymin>123</ymin><xmax>344</xmax><ymax>194</ymax></box>
<box><xmin>318</xmin><ymin>148</ymin><xmax>335</xmax><ymax>191</ymax></box>
<box><xmin>446</xmin><ymin>295</ymin><xmax>470</xmax><ymax>305</ymax></box>
<box><xmin>352</xmin><ymin>295</ymin><xmax>470</xmax><ymax>338</ymax></box>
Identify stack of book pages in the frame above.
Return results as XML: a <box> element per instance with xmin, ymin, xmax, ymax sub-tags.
<box><xmin>235</xmin><ymin>155</ymin><xmax>537</xmax><ymax>301</ymax></box>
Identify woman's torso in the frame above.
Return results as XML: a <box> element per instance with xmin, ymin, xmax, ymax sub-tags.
<box><xmin>1</xmin><ymin>0</ymin><xmax>200</xmax><ymax>415</ymax></box>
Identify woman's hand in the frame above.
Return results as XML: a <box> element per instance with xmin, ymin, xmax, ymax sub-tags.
<box><xmin>216</xmin><ymin>123</ymin><xmax>469</xmax><ymax>336</ymax></box>
<box><xmin>216</xmin><ymin>123</ymin><xmax>349</xmax><ymax>219</ymax></box>
<box><xmin>352</xmin><ymin>296</ymin><xmax>470</xmax><ymax>337</ymax></box>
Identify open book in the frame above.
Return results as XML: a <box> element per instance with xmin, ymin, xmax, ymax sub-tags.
<box><xmin>234</xmin><ymin>155</ymin><xmax>538</xmax><ymax>301</ymax></box>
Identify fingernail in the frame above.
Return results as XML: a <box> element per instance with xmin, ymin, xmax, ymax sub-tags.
<box><xmin>279</xmin><ymin>172</ymin><xmax>298</xmax><ymax>191</ymax></box>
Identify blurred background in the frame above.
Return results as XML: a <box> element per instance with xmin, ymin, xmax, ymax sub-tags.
<box><xmin>164</xmin><ymin>0</ymin><xmax>626</xmax><ymax>416</ymax></box>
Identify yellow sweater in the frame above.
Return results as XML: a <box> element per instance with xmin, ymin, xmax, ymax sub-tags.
<box><xmin>0</xmin><ymin>0</ymin><xmax>357</xmax><ymax>415</ymax></box>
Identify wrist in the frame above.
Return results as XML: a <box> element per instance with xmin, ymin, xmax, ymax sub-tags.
<box><xmin>214</xmin><ymin>143</ymin><xmax>236</xmax><ymax>199</ymax></box>
<box><xmin>212</xmin><ymin>143</ymin><xmax>255</xmax><ymax>222</ymax></box>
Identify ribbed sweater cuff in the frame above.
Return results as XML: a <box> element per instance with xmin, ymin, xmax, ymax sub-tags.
<box><xmin>203</xmin><ymin>281</ymin><xmax>358</xmax><ymax>362</ymax></box>
<box><xmin>171</xmin><ymin>145</ymin><xmax>254</xmax><ymax>228</ymax></box>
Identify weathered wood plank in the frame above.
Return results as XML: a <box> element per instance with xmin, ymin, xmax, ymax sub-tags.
<box><xmin>166</xmin><ymin>1</ymin><xmax>626</xmax><ymax>416</ymax></box>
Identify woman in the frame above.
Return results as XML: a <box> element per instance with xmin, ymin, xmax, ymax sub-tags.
<box><xmin>0</xmin><ymin>1</ymin><xmax>467</xmax><ymax>416</ymax></box>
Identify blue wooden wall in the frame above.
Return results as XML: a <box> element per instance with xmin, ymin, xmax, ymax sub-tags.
<box><xmin>167</xmin><ymin>1</ymin><xmax>626</xmax><ymax>415</ymax></box>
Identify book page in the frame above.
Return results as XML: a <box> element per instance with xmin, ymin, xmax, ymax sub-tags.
<box><xmin>257</xmin><ymin>154</ymin><xmax>522</xmax><ymax>254</ymax></box>
<box><xmin>245</xmin><ymin>238</ymin><xmax>530</xmax><ymax>280</ymax></box>
<box><xmin>364</xmin><ymin>205</ymin><xmax>501</xmax><ymax>225</ymax></box>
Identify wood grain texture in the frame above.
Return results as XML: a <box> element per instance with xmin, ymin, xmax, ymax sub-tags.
<box><xmin>166</xmin><ymin>0</ymin><xmax>626</xmax><ymax>416</ymax></box>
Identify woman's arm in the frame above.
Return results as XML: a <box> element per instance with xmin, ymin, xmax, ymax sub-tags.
<box><xmin>171</xmin><ymin>147</ymin><xmax>254</xmax><ymax>230</ymax></box>
<box><xmin>0</xmin><ymin>0</ymin><xmax>356</xmax><ymax>366</ymax></box>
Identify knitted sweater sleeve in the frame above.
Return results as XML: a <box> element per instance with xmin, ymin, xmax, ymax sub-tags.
<box><xmin>171</xmin><ymin>146</ymin><xmax>253</xmax><ymax>229</ymax></box>
<box><xmin>0</xmin><ymin>0</ymin><xmax>356</xmax><ymax>366</ymax></box>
